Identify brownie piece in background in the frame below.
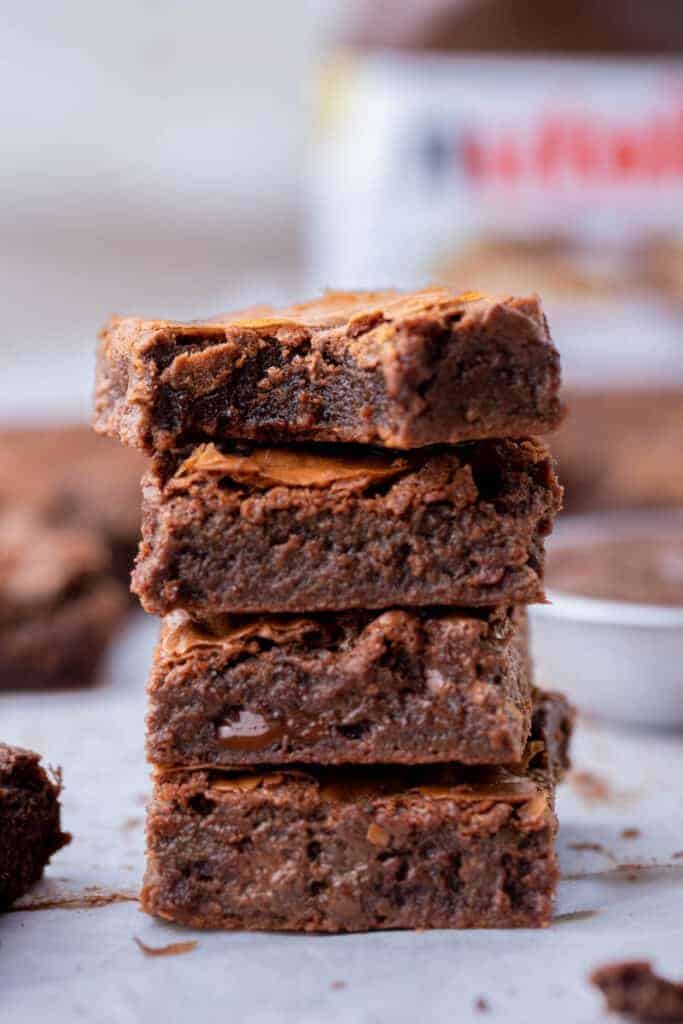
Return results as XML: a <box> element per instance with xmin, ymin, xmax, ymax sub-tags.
<box><xmin>141</xmin><ymin>690</ymin><xmax>572</xmax><ymax>932</ymax></box>
<box><xmin>0</xmin><ymin>425</ymin><xmax>145</xmax><ymax>585</ymax></box>
<box><xmin>591</xmin><ymin>961</ymin><xmax>683</xmax><ymax>1022</ymax></box>
<box><xmin>95</xmin><ymin>289</ymin><xmax>564</xmax><ymax>452</ymax></box>
<box><xmin>552</xmin><ymin>389</ymin><xmax>683</xmax><ymax>513</ymax></box>
<box><xmin>134</xmin><ymin>438</ymin><xmax>562</xmax><ymax>616</ymax></box>
<box><xmin>147</xmin><ymin>606</ymin><xmax>531</xmax><ymax>768</ymax></box>
<box><xmin>0</xmin><ymin>743</ymin><xmax>70</xmax><ymax>909</ymax></box>
<box><xmin>0</xmin><ymin>511</ymin><xmax>126</xmax><ymax>690</ymax></box>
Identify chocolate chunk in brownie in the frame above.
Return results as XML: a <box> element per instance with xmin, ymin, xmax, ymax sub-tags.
<box><xmin>0</xmin><ymin>744</ymin><xmax>70</xmax><ymax>908</ymax></box>
<box><xmin>147</xmin><ymin>606</ymin><xmax>532</xmax><ymax>768</ymax></box>
<box><xmin>133</xmin><ymin>438</ymin><xmax>561</xmax><ymax>616</ymax></box>
<box><xmin>591</xmin><ymin>961</ymin><xmax>683</xmax><ymax>1021</ymax></box>
<box><xmin>94</xmin><ymin>289</ymin><xmax>564</xmax><ymax>452</ymax></box>
<box><xmin>141</xmin><ymin>690</ymin><xmax>572</xmax><ymax>932</ymax></box>
<box><xmin>0</xmin><ymin>511</ymin><xmax>126</xmax><ymax>690</ymax></box>
<box><xmin>0</xmin><ymin>425</ymin><xmax>145</xmax><ymax>585</ymax></box>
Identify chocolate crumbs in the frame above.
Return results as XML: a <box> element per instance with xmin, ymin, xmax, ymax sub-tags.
<box><xmin>134</xmin><ymin>938</ymin><xmax>197</xmax><ymax>957</ymax></box>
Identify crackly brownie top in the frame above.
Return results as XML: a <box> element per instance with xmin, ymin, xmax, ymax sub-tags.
<box><xmin>167</xmin><ymin>442</ymin><xmax>412</xmax><ymax>490</ymax></box>
<box><xmin>154</xmin><ymin>760</ymin><xmax>552</xmax><ymax>828</ymax></box>
<box><xmin>154</xmin><ymin>436</ymin><xmax>556</xmax><ymax>495</ymax></box>
<box><xmin>159</xmin><ymin>605</ymin><xmax>513</xmax><ymax>661</ymax></box>
<box><xmin>103</xmin><ymin>287</ymin><xmax>548</xmax><ymax>356</ymax></box>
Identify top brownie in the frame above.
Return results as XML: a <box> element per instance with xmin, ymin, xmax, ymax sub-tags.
<box><xmin>94</xmin><ymin>288</ymin><xmax>563</xmax><ymax>452</ymax></box>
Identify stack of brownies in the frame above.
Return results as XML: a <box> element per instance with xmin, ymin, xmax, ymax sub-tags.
<box><xmin>94</xmin><ymin>287</ymin><xmax>573</xmax><ymax>932</ymax></box>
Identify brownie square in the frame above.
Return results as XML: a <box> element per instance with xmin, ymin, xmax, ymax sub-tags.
<box><xmin>147</xmin><ymin>606</ymin><xmax>531</xmax><ymax>768</ymax></box>
<box><xmin>94</xmin><ymin>289</ymin><xmax>563</xmax><ymax>452</ymax></box>
<box><xmin>0</xmin><ymin>744</ymin><xmax>70</xmax><ymax>908</ymax></box>
<box><xmin>141</xmin><ymin>691</ymin><xmax>573</xmax><ymax>932</ymax></box>
<box><xmin>0</xmin><ymin>511</ymin><xmax>126</xmax><ymax>690</ymax></box>
<box><xmin>0</xmin><ymin>425</ymin><xmax>145</xmax><ymax>586</ymax></box>
<box><xmin>133</xmin><ymin>438</ymin><xmax>561</xmax><ymax>616</ymax></box>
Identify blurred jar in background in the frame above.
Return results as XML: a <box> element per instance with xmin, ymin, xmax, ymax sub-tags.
<box><xmin>310</xmin><ymin>0</ymin><xmax>683</xmax><ymax>390</ymax></box>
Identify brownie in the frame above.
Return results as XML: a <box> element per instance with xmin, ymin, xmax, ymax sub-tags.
<box><xmin>147</xmin><ymin>606</ymin><xmax>531</xmax><ymax>768</ymax></box>
<box><xmin>94</xmin><ymin>289</ymin><xmax>564</xmax><ymax>452</ymax></box>
<box><xmin>0</xmin><ymin>744</ymin><xmax>70</xmax><ymax>908</ymax></box>
<box><xmin>141</xmin><ymin>690</ymin><xmax>572</xmax><ymax>932</ymax></box>
<box><xmin>552</xmin><ymin>389</ymin><xmax>683</xmax><ymax>514</ymax></box>
<box><xmin>133</xmin><ymin>438</ymin><xmax>561</xmax><ymax>616</ymax></box>
<box><xmin>0</xmin><ymin>425</ymin><xmax>145</xmax><ymax>585</ymax></box>
<box><xmin>0</xmin><ymin>511</ymin><xmax>127</xmax><ymax>690</ymax></box>
<box><xmin>591</xmin><ymin>962</ymin><xmax>683</xmax><ymax>1021</ymax></box>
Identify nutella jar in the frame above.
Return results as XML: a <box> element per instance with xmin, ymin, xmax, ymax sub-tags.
<box><xmin>310</xmin><ymin>1</ymin><xmax>683</xmax><ymax>385</ymax></box>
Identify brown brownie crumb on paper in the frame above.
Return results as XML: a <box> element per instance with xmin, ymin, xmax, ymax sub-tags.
<box><xmin>591</xmin><ymin>961</ymin><xmax>683</xmax><ymax>1021</ymax></box>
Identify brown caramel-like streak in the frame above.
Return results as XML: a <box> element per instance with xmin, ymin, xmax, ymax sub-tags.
<box><xmin>196</xmin><ymin>765</ymin><xmax>543</xmax><ymax>807</ymax></box>
<box><xmin>134</xmin><ymin>938</ymin><xmax>197</xmax><ymax>957</ymax></box>
<box><xmin>206</xmin><ymin>287</ymin><xmax>486</xmax><ymax>331</ymax></box>
<box><xmin>172</xmin><ymin>443</ymin><xmax>410</xmax><ymax>490</ymax></box>
<box><xmin>161</xmin><ymin>610</ymin><xmax>322</xmax><ymax>658</ymax></box>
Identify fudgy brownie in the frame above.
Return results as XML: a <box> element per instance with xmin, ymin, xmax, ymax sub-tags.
<box><xmin>147</xmin><ymin>606</ymin><xmax>531</xmax><ymax>768</ymax></box>
<box><xmin>133</xmin><ymin>438</ymin><xmax>561</xmax><ymax>616</ymax></box>
<box><xmin>0</xmin><ymin>744</ymin><xmax>70</xmax><ymax>908</ymax></box>
<box><xmin>0</xmin><ymin>425</ymin><xmax>145</xmax><ymax>584</ymax></box>
<box><xmin>141</xmin><ymin>690</ymin><xmax>572</xmax><ymax>932</ymax></box>
<box><xmin>94</xmin><ymin>288</ymin><xmax>564</xmax><ymax>452</ymax></box>
<box><xmin>0</xmin><ymin>511</ymin><xmax>126</xmax><ymax>689</ymax></box>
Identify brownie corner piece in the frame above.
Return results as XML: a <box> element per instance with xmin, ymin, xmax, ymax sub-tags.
<box><xmin>141</xmin><ymin>691</ymin><xmax>570</xmax><ymax>933</ymax></box>
<box><xmin>95</xmin><ymin>288</ymin><xmax>563</xmax><ymax>451</ymax></box>
<box><xmin>0</xmin><ymin>744</ymin><xmax>70</xmax><ymax>908</ymax></box>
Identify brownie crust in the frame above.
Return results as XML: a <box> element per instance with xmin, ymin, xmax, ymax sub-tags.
<box><xmin>94</xmin><ymin>289</ymin><xmax>564</xmax><ymax>452</ymax></box>
<box><xmin>0</xmin><ymin>744</ymin><xmax>70</xmax><ymax>908</ymax></box>
<box><xmin>141</xmin><ymin>691</ymin><xmax>572</xmax><ymax>932</ymax></box>
<box><xmin>147</xmin><ymin>606</ymin><xmax>532</xmax><ymax>768</ymax></box>
<box><xmin>133</xmin><ymin>438</ymin><xmax>562</xmax><ymax>616</ymax></box>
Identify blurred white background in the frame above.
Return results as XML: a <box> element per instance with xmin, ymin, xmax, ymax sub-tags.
<box><xmin>0</xmin><ymin>1</ymin><xmax>355</xmax><ymax>419</ymax></box>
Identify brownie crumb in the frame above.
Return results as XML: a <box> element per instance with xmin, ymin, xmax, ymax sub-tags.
<box><xmin>672</xmin><ymin>851</ymin><xmax>683</xmax><ymax>860</ymax></box>
<box><xmin>553</xmin><ymin>908</ymin><xmax>598</xmax><ymax>924</ymax></box>
<box><xmin>569</xmin><ymin>770</ymin><xmax>612</xmax><ymax>805</ymax></box>
<box><xmin>621</xmin><ymin>828</ymin><xmax>641</xmax><ymax>840</ymax></box>
<box><xmin>330</xmin><ymin>981</ymin><xmax>347</xmax><ymax>991</ymax></box>
<box><xmin>120</xmin><ymin>816</ymin><xmax>143</xmax><ymax>832</ymax></box>
<box><xmin>134</xmin><ymin>938</ymin><xmax>197</xmax><ymax>957</ymax></box>
<box><xmin>474</xmin><ymin>996</ymin><xmax>490</xmax><ymax>1013</ymax></box>
<box><xmin>590</xmin><ymin>961</ymin><xmax>683</xmax><ymax>1021</ymax></box>
<box><xmin>13</xmin><ymin>890</ymin><xmax>137</xmax><ymax>912</ymax></box>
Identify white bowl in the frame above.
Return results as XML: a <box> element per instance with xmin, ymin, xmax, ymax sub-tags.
<box><xmin>530</xmin><ymin>511</ymin><xmax>683</xmax><ymax>727</ymax></box>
